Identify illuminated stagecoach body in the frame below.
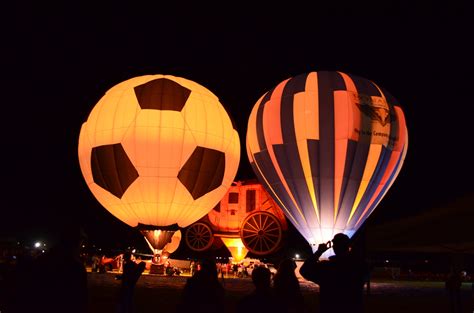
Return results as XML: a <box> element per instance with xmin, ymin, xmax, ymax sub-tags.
<box><xmin>246</xmin><ymin>71</ymin><xmax>408</xmax><ymax>254</ymax></box>
<box><xmin>185</xmin><ymin>181</ymin><xmax>288</xmax><ymax>261</ymax></box>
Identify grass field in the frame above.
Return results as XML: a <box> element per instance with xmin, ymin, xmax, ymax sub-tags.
<box><xmin>87</xmin><ymin>272</ymin><xmax>473</xmax><ymax>313</ymax></box>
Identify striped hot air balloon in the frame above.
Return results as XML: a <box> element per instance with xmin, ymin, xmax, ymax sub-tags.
<box><xmin>246</xmin><ymin>71</ymin><xmax>408</xmax><ymax>252</ymax></box>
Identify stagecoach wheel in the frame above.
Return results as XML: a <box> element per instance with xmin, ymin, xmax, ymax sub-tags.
<box><xmin>240</xmin><ymin>212</ymin><xmax>282</xmax><ymax>255</ymax></box>
<box><xmin>185</xmin><ymin>222</ymin><xmax>214</xmax><ymax>252</ymax></box>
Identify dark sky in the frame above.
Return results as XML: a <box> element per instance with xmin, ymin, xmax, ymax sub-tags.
<box><xmin>3</xmin><ymin>2</ymin><xmax>474</xmax><ymax>249</ymax></box>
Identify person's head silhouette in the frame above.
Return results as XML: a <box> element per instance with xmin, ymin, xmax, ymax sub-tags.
<box><xmin>277</xmin><ymin>258</ymin><xmax>297</xmax><ymax>275</ymax></box>
<box><xmin>252</xmin><ymin>266</ymin><xmax>271</xmax><ymax>290</ymax></box>
<box><xmin>332</xmin><ymin>233</ymin><xmax>350</xmax><ymax>256</ymax></box>
<box><xmin>123</xmin><ymin>251</ymin><xmax>132</xmax><ymax>262</ymax></box>
<box><xmin>196</xmin><ymin>258</ymin><xmax>218</xmax><ymax>282</ymax></box>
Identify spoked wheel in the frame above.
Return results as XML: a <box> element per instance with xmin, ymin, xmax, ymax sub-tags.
<box><xmin>185</xmin><ymin>222</ymin><xmax>214</xmax><ymax>252</ymax></box>
<box><xmin>240</xmin><ymin>212</ymin><xmax>282</xmax><ymax>255</ymax></box>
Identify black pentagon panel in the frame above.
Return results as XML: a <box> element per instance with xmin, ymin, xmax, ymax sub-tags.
<box><xmin>134</xmin><ymin>78</ymin><xmax>191</xmax><ymax>111</ymax></box>
<box><xmin>178</xmin><ymin>147</ymin><xmax>225</xmax><ymax>200</ymax></box>
<box><xmin>91</xmin><ymin>144</ymin><xmax>138</xmax><ymax>198</ymax></box>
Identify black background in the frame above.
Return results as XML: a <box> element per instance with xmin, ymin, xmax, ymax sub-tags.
<box><xmin>3</xmin><ymin>1</ymin><xmax>474</xmax><ymax>256</ymax></box>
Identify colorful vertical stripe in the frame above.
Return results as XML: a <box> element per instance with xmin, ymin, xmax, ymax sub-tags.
<box><xmin>247</xmin><ymin>71</ymin><xmax>408</xmax><ymax>247</ymax></box>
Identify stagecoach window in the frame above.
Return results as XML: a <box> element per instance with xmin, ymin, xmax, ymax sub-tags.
<box><xmin>228</xmin><ymin>192</ymin><xmax>239</xmax><ymax>203</ymax></box>
<box><xmin>213</xmin><ymin>202</ymin><xmax>221</xmax><ymax>212</ymax></box>
<box><xmin>246</xmin><ymin>190</ymin><xmax>256</xmax><ymax>213</ymax></box>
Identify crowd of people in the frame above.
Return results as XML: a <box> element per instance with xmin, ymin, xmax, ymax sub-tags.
<box><xmin>2</xmin><ymin>230</ymin><xmax>371</xmax><ymax>313</ymax></box>
<box><xmin>4</xmin><ymin>229</ymin><xmax>469</xmax><ymax>313</ymax></box>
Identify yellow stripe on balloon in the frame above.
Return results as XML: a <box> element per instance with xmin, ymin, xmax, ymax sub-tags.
<box><xmin>347</xmin><ymin>144</ymin><xmax>383</xmax><ymax>224</ymax></box>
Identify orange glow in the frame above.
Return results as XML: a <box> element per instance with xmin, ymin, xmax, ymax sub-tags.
<box><xmin>221</xmin><ymin>237</ymin><xmax>248</xmax><ymax>262</ymax></box>
<box><xmin>78</xmin><ymin>75</ymin><xmax>240</xmax><ymax>230</ymax></box>
<box><xmin>163</xmin><ymin>230</ymin><xmax>181</xmax><ymax>254</ymax></box>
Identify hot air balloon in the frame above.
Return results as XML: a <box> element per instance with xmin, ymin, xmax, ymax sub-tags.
<box><xmin>185</xmin><ymin>180</ymin><xmax>288</xmax><ymax>262</ymax></box>
<box><xmin>246</xmin><ymin>71</ymin><xmax>408</xmax><ymax>254</ymax></box>
<box><xmin>78</xmin><ymin>74</ymin><xmax>240</xmax><ymax>257</ymax></box>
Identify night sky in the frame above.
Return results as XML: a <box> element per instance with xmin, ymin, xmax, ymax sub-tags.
<box><xmin>3</xmin><ymin>2</ymin><xmax>474</xmax><ymax>253</ymax></box>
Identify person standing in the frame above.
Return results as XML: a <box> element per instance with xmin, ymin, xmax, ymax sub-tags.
<box><xmin>445</xmin><ymin>268</ymin><xmax>462</xmax><ymax>313</ymax></box>
<box><xmin>116</xmin><ymin>252</ymin><xmax>146</xmax><ymax>313</ymax></box>
<box><xmin>176</xmin><ymin>259</ymin><xmax>225</xmax><ymax>313</ymax></box>
<box><xmin>273</xmin><ymin>258</ymin><xmax>305</xmax><ymax>313</ymax></box>
<box><xmin>190</xmin><ymin>260</ymin><xmax>196</xmax><ymax>276</ymax></box>
<box><xmin>300</xmin><ymin>233</ymin><xmax>369</xmax><ymax>313</ymax></box>
<box><xmin>236</xmin><ymin>266</ymin><xmax>282</xmax><ymax>313</ymax></box>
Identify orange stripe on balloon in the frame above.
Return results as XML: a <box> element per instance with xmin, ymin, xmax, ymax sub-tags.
<box><xmin>333</xmin><ymin>90</ymin><xmax>352</xmax><ymax>222</ymax></box>
<box><xmin>246</xmin><ymin>94</ymin><xmax>266</xmax><ymax>156</ymax></box>
<box><xmin>263</xmin><ymin>79</ymin><xmax>307</xmax><ymax>224</ymax></box>
<box><xmin>393</xmin><ymin>107</ymin><xmax>407</xmax><ymax>152</ymax></box>
<box><xmin>304</xmin><ymin>72</ymin><xmax>319</xmax><ymax>140</ymax></box>
<box><xmin>338</xmin><ymin>73</ymin><xmax>360</xmax><ymax>141</ymax></box>
<box><xmin>338</xmin><ymin>72</ymin><xmax>357</xmax><ymax>93</ymax></box>
<box><xmin>293</xmin><ymin>92</ymin><xmax>320</xmax><ymax>222</ymax></box>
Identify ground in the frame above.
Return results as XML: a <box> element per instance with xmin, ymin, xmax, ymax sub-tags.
<box><xmin>88</xmin><ymin>272</ymin><xmax>473</xmax><ymax>313</ymax></box>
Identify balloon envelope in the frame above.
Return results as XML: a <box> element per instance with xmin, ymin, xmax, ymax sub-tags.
<box><xmin>78</xmin><ymin>75</ymin><xmax>240</xmax><ymax>231</ymax></box>
<box><xmin>246</xmin><ymin>71</ymin><xmax>408</xmax><ymax>249</ymax></box>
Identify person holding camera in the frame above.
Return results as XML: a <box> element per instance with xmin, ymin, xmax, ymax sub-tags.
<box><xmin>300</xmin><ymin>233</ymin><xmax>369</xmax><ymax>313</ymax></box>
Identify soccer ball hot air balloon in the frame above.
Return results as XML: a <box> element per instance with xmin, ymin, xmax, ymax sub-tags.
<box><xmin>78</xmin><ymin>74</ymin><xmax>240</xmax><ymax>255</ymax></box>
<box><xmin>246</xmin><ymin>71</ymin><xmax>408</xmax><ymax>254</ymax></box>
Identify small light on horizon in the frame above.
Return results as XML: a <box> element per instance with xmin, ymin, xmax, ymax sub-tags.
<box><xmin>41</xmin><ymin>250</ymin><xmax>45</xmax><ymax>253</ymax></box>
<box><xmin>132</xmin><ymin>249</ymin><xmax>136</xmax><ymax>253</ymax></box>
<box><xmin>34</xmin><ymin>242</ymin><xmax>42</xmax><ymax>248</ymax></box>
<box><xmin>295</xmin><ymin>254</ymin><xmax>300</xmax><ymax>259</ymax></box>
<box><xmin>385</xmin><ymin>260</ymin><xmax>389</xmax><ymax>263</ymax></box>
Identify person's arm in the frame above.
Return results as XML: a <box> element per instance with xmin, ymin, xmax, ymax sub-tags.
<box><xmin>299</xmin><ymin>243</ymin><xmax>329</xmax><ymax>283</ymax></box>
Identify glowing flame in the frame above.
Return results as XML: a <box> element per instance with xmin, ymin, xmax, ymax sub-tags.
<box><xmin>221</xmin><ymin>237</ymin><xmax>248</xmax><ymax>262</ymax></box>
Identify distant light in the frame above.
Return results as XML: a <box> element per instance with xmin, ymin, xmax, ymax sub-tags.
<box><xmin>41</xmin><ymin>250</ymin><xmax>45</xmax><ymax>253</ymax></box>
<box><xmin>385</xmin><ymin>260</ymin><xmax>389</xmax><ymax>263</ymax></box>
<box><xmin>17</xmin><ymin>242</ymin><xmax>20</xmax><ymax>245</ymax></box>
<box><xmin>425</xmin><ymin>260</ymin><xmax>429</xmax><ymax>263</ymax></box>
<box><xmin>132</xmin><ymin>249</ymin><xmax>136</xmax><ymax>253</ymax></box>
<box><xmin>82</xmin><ymin>244</ymin><xmax>86</xmax><ymax>248</ymax></box>
<box><xmin>34</xmin><ymin>242</ymin><xmax>42</xmax><ymax>248</ymax></box>
<box><xmin>295</xmin><ymin>254</ymin><xmax>300</xmax><ymax>259</ymax></box>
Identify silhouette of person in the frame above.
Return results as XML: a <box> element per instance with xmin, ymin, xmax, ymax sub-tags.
<box><xmin>273</xmin><ymin>258</ymin><xmax>305</xmax><ymax>313</ymax></box>
<box><xmin>11</xmin><ymin>224</ymin><xmax>88</xmax><ymax>313</ymax></box>
<box><xmin>116</xmin><ymin>251</ymin><xmax>146</xmax><ymax>313</ymax></box>
<box><xmin>176</xmin><ymin>258</ymin><xmax>225</xmax><ymax>313</ymax></box>
<box><xmin>445</xmin><ymin>268</ymin><xmax>462</xmax><ymax>313</ymax></box>
<box><xmin>300</xmin><ymin>233</ymin><xmax>369</xmax><ymax>313</ymax></box>
<box><xmin>236</xmin><ymin>265</ymin><xmax>282</xmax><ymax>313</ymax></box>
<box><xmin>189</xmin><ymin>260</ymin><xmax>196</xmax><ymax>276</ymax></box>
